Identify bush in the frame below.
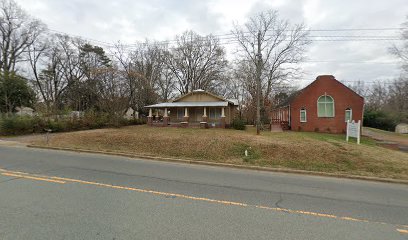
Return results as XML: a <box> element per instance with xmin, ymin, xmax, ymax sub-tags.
<box><xmin>128</xmin><ymin>118</ymin><xmax>146</xmax><ymax>125</ymax></box>
<box><xmin>363</xmin><ymin>110</ymin><xmax>397</xmax><ymax>131</ymax></box>
<box><xmin>47</xmin><ymin>119</ymin><xmax>68</xmax><ymax>132</ymax></box>
<box><xmin>231</xmin><ymin>118</ymin><xmax>246</xmax><ymax>130</ymax></box>
<box><xmin>0</xmin><ymin>116</ymin><xmax>35</xmax><ymax>135</ymax></box>
<box><xmin>0</xmin><ymin>112</ymin><xmax>146</xmax><ymax>136</ymax></box>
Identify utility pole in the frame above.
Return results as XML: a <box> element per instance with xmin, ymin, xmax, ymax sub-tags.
<box><xmin>256</xmin><ymin>31</ymin><xmax>262</xmax><ymax>135</ymax></box>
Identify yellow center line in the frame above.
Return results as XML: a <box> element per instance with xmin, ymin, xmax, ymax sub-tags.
<box><xmin>0</xmin><ymin>167</ymin><xmax>406</xmax><ymax>230</ymax></box>
<box><xmin>49</xmin><ymin>175</ymin><xmax>248</xmax><ymax>207</ymax></box>
<box><xmin>1</xmin><ymin>172</ymin><xmax>66</xmax><ymax>184</ymax></box>
<box><xmin>397</xmin><ymin>229</ymin><xmax>408</xmax><ymax>234</ymax></box>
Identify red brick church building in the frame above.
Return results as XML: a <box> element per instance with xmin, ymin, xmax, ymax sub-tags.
<box><xmin>270</xmin><ymin>75</ymin><xmax>364</xmax><ymax>133</ymax></box>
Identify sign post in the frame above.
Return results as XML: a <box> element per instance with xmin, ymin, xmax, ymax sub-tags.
<box><xmin>346</xmin><ymin>120</ymin><xmax>361</xmax><ymax>144</ymax></box>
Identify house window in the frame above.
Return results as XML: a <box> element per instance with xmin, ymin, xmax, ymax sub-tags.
<box><xmin>345</xmin><ymin>108</ymin><xmax>352</xmax><ymax>122</ymax></box>
<box><xmin>317</xmin><ymin>95</ymin><xmax>335</xmax><ymax>117</ymax></box>
<box><xmin>177</xmin><ymin>108</ymin><xmax>184</xmax><ymax>120</ymax></box>
<box><xmin>300</xmin><ymin>108</ymin><xmax>307</xmax><ymax>122</ymax></box>
<box><xmin>209</xmin><ymin>108</ymin><xmax>221</xmax><ymax>119</ymax></box>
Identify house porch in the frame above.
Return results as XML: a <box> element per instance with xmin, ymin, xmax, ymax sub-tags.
<box><xmin>146</xmin><ymin>107</ymin><xmax>227</xmax><ymax>128</ymax></box>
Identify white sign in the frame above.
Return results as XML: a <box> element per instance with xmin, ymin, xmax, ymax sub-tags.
<box><xmin>346</xmin><ymin>120</ymin><xmax>361</xmax><ymax>144</ymax></box>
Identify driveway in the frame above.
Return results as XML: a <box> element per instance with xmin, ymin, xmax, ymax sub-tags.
<box><xmin>362</xmin><ymin>127</ymin><xmax>408</xmax><ymax>152</ymax></box>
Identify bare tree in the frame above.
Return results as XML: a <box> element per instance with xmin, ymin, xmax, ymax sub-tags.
<box><xmin>156</xmin><ymin>67</ymin><xmax>176</xmax><ymax>101</ymax></box>
<box><xmin>365</xmin><ymin>81</ymin><xmax>389</xmax><ymax>111</ymax></box>
<box><xmin>29</xmin><ymin>34</ymin><xmax>113</xmax><ymax>114</ymax></box>
<box><xmin>387</xmin><ymin>77</ymin><xmax>408</xmax><ymax>114</ymax></box>
<box><xmin>0</xmin><ymin>0</ymin><xmax>46</xmax><ymax>74</ymax></box>
<box><xmin>94</xmin><ymin>66</ymin><xmax>128</xmax><ymax>118</ymax></box>
<box><xmin>165</xmin><ymin>30</ymin><xmax>228</xmax><ymax>94</ymax></box>
<box><xmin>28</xmin><ymin>34</ymin><xmax>86</xmax><ymax>114</ymax></box>
<box><xmin>363</xmin><ymin>78</ymin><xmax>408</xmax><ymax>125</ymax></box>
<box><xmin>28</xmin><ymin>38</ymin><xmax>63</xmax><ymax>114</ymax></box>
<box><xmin>232</xmin><ymin>10</ymin><xmax>310</xmax><ymax>133</ymax></box>
<box><xmin>390</xmin><ymin>16</ymin><xmax>408</xmax><ymax>74</ymax></box>
<box><xmin>56</xmin><ymin>35</ymin><xmax>91</xmax><ymax>111</ymax></box>
<box><xmin>348</xmin><ymin>80</ymin><xmax>369</xmax><ymax>98</ymax></box>
<box><xmin>114</xmin><ymin>41</ymin><xmax>164</xmax><ymax>115</ymax></box>
<box><xmin>27</xmin><ymin>34</ymin><xmax>54</xmax><ymax>113</ymax></box>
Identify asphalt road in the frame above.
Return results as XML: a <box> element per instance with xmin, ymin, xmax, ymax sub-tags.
<box><xmin>0</xmin><ymin>144</ymin><xmax>407</xmax><ymax>239</ymax></box>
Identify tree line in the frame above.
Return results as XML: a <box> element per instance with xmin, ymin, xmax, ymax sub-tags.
<box><xmin>1</xmin><ymin>0</ymin><xmax>406</xmax><ymax>131</ymax></box>
<box><xmin>350</xmin><ymin>77</ymin><xmax>408</xmax><ymax>131</ymax></box>
<box><xmin>0</xmin><ymin>0</ymin><xmax>310</xmax><ymax>124</ymax></box>
<box><xmin>348</xmin><ymin>16</ymin><xmax>408</xmax><ymax>130</ymax></box>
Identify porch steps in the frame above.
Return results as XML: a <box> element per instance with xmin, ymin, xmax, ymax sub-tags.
<box><xmin>270</xmin><ymin>124</ymin><xmax>283</xmax><ymax>132</ymax></box>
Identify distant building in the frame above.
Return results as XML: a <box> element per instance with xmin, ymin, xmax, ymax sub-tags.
<box><xmin>15</xmin><ymin>106</ymin><xmax>34</xmax><ymax>116</ymax></box>
<box><xmin>69</xmin><ymin>111</ymin><xmax>84</xmax><ymax>118</ymax></box>
<box><xmin>395</xmin><ymin>123</ymin><xmax>408</xmax><ymax>134</ymax></box>
<box><xmin>145</xmin><ymin>89</ymin><xmax>238</xmax><ymax>128</ymax></box>
<box><xmin>270</xmin><ymin>75</ymin><xmax>364</xmax><ymax>133</ymax></box>
<box><xmin>124</xmin><ymin>107</ymin><xmax>139</xmax><ymax>120</ymax></box>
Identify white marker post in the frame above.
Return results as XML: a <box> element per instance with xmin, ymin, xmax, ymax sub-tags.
<box><xmin>346</xmin><ymin>120</ymin><xmax>361</xmax><ymax>144</ymax></box>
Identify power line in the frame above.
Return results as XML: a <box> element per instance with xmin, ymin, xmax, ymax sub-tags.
<box><xmin>210</xmin><ymin>27</ymin><xmax>406</xmax><ymax>36</ymax></box>
<box><xmin>299</xmin><ymin>79</ymin><xmax>396</xmax><ymax>84</ymax></box>
<box><xmin>302</xmin><ymin>60</ymin><xmax>401</xmax><ymax>64</ymax></box>
<box><xmin>48</xmin><ymin>29</ymin><xmax>115</xmax><ymax>47</ymax></box>
<box><xmin>46</xmin><ymin>27</ymin><xmax>406</xmax><ymax>49</ymax></box>
<box><xmin>44</xmin><ymin>27</ymin><xmax>406</xmax><ymax>66</ymax></box>
<box><xmin>300</xmin><ymin>27</ymin><xmax>406</xmax><ymax>32</ymax></box>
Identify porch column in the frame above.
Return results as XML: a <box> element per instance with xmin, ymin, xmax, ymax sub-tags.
<box><xmin>147</xmin><ymin>108</ymin><xmax>153</xmax><ymax>126</ymax></box>
<box><xmin>183</xmin><ymin>107</ymin><xmax>189</xmax><ymax>126</ymax></box>
<box><xmin>202</xmin><ymin>107</ymin><xmax>208</xmax><ymax>122</ymax></box>
<box><xmin>163</xmin><ymin>107</ymin><xmax>169</xmax><ymax>126</ymax></box>
<box><xmin>220</xmin><ymin>107</ymin><xmax>226</xmax><ymax>128</ymax></box>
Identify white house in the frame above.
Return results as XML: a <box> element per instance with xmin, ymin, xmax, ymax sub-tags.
<box><xmin>15</xmin><ymin>106</ymin><xmax>34</xmax><ymax>116</ymax></box>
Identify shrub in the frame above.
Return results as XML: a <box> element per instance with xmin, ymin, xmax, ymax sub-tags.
<box><xmin>31</xmin><ymin>116</ymin><xmax>47</xmax><ymax>133</ymax></box>
<box><xmin>47</xmin><ymin>120</ymin><xmax>67</xmax><ymax>132</ymax></box>
<box><xmin>231</xmin><ymin>118</ymin><xmax>246</xmax><ymax>130</ymax></box>
<box><xmin>363</xmin><ymin>110</ymin><xmax>397</xmax><ymax>131</ymax></box>
<box><xmin>0</xmin><ymin>112</ymin><xmax>146</xmax><ymax>136</ymax></box>
<box><xmin>128</xmin><ymin>118</ymin><xmax>146</xmax><ymax>125</ymax></box>
<box><xmin>0</xmin><ymin>116</ymin><xmax>35</xmax><ymax>135</ymax></box>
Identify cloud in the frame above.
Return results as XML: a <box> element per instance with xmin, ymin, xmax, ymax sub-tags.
<box><xmin>14</xmin><ymin>0</ymin><xmax>408</xmax><ymax>85</ymax></box>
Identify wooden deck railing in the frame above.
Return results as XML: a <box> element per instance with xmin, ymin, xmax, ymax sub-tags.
<box><xmin>271</xmin><ymin>119</ymin><xmax>290</xmax><ymax>130</ymax></box>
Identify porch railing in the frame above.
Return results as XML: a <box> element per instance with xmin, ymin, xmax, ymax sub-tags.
<box><xmin>271</xmin><ymin>119</ymin><xmax>290</xmax><ymax>130</ymax></box>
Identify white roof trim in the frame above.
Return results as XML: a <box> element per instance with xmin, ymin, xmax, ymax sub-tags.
<box><xmin>227</xmin><ymin>99</ymin><xmax>239</xmax><ymax>106</ymax></box>
<box><xmin>192</xmin><ymin>89</ymin><xmax>205</xmax><ymax>92</ymax></box>
<box><xmin>145</xmin><ymin>101</ymin><xmax>229</xmax><ymax>108</ymax></box>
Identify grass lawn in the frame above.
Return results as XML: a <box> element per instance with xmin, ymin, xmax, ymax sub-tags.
<box><xmin>31</xmin><ymin>125</ymin><xmax>408</xmax><ymax>180</ymax></box>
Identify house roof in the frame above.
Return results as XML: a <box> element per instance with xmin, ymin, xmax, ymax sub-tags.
<box><xmin>145</xmin><ymin>101</ymin><xmax>229</xmax><ymax>108</ymax></box>
<box><xmin>171</xmin><ymin>89</ymin><xmax>236</xmax><ymax>105</ymax></box>
<box><xmin>227</xmin><ymin>99</ymin><xmax>239</xmax><ymax>106</ymax></box>
<box><xmin>145</xmin><ymin>89</ymin><xmax>238</xmax><ymax>108</ymax></box>
<box><xmin>273</xmin><ymin>75</ymin><xmax>364</xmax><ymax>109</ymax></box>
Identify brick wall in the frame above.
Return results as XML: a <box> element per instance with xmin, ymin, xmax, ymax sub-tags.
<box><xmin>290</xmin><ymin>75</ymin><xmax>364</xmax><ymax>134</ymax></box>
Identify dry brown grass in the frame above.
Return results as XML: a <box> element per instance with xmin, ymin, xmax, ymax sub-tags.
<box><xmin>31</xmin><ymin>125</ymin><xmax>408</xmax><ymax>180</ymax></box>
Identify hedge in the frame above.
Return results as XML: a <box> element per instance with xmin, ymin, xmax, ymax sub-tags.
<box><xmin>0</xmin><ymin>114</ymin><xmax>146</xmax><ymax>135</ymax></box>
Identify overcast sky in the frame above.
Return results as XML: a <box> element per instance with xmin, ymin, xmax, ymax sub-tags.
<box><xmin>15</xmin><ymin>0</ymin><xmax>408</xmax><ymax>87</ymax></box>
